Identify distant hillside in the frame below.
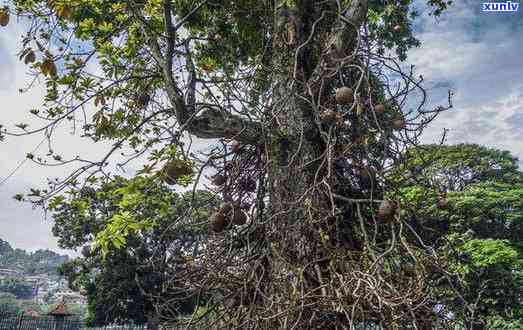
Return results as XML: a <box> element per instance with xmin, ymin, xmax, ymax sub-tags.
<box><xmin>0</xmin><ymin>238</ymin><xmax>69</xmax><ymax>276</ymax></box>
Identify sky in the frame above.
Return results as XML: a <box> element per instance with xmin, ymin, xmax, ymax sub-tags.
<box><xmin>0</xmin><ymin>1</ymin><xmax>522</xmax><ymax>255</ymax></box>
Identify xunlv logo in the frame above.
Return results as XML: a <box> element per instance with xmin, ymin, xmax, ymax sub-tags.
<box><xmin>483</xmin><ymin>1</ymin><xmax>519</xmax><ymax>11</ymax></box>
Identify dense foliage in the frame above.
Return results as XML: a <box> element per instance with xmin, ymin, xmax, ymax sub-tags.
<box><xmin>396</xmin><ymin>144</ymin><xmax>523</xmax><ymax>327</ymax></box>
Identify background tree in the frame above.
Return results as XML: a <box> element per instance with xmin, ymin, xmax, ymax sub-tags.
<box><xmin>395</xmin><ymin>144</ymin><xmax>523</xmax><ymax>328</ymax></box>
<box><xmin>53</xmin><ymin>176</ymin><xmax>215</xmax><ymax>327</ymax></box>
<box><xmin>2</xmin><ymin>0</ymin><xmax>462</xmax><ymax>328</ymax></box>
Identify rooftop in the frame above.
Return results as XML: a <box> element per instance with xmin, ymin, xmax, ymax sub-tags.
<box><xmin>47</xmin><ymin>302</ymin><xmax>72</xmax><ymax>316</ymax></box>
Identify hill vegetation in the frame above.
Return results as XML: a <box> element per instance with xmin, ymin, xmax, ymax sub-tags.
<box><xmin>0</xmin><ymin>238</ymin><xmax>72</xmax><ymax>315</ymax></box>
<box><xmin>0</xmin><ymin>238</ymin><xmax>69</xmax><ymax>276</ymax></box>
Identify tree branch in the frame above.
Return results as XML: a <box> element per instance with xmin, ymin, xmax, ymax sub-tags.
<box><xmin>308</xmin><ymin>0</ymin><xmax>368</xmax><ymax>89</ymax></box>
<box><xmin>132</xmin><ymin>1</ymin><xmax>263</xmax><ymax>144</ymax></box>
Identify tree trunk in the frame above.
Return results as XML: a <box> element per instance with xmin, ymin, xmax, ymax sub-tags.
<box><xmin>157</xmin><ymin>0</ymin><xmax>440</xmax><ymax>327</ymax></box>
<box><xmin>260</xmin><ymin>2</ymin><xmax>349</xmax><ymax>327</ymax></box>
<box><xmin>267</xmin><ymin>2</ymin><xmax>322</xmax><ymax>261</ymax></box>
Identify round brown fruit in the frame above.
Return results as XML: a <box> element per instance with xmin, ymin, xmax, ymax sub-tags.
<box><xmin>377</xmin><ymin>200</ymin><xmax>397</xmax><ymax>221</ymax></box>
<box><xmin>335</xmin><ymin>87</ymin><xmax>354</xmax><ymax>105</ymax></box>
<box><xmin>320</xmin><ymin>109</ymin><xmax>337</xmax><ymax>124</ymax></box>
<box><xmin>392</xmin><ymin>118</ymin><xmax>405</xmax><ymax>130</ymax></box>
<box><xmin>211</xmin><ymin>212</ymin><xmax>227</xmax><ymax>233</ymax></box>
<box><xmin>374</xmin><ymin>104</ymin><xmax>386</xmax><ymax>115</ymax></box>
<box><xmin>0</xmin><ymin>10</ymin><xmax>9</xmax><ymax>27</ymax></box>
<box><xmin>213</xmin><ymin>174</ymin><xmax>227</xmax><ymax>186</ymax></box>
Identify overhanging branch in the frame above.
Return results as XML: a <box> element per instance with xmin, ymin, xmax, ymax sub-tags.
<box><xmin>183</xmin><ymin>105</ymin><xmax>262</xmax><ymax>144</ymax></box>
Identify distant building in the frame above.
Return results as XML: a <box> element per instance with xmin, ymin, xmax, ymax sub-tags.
<box><xmin>0</xmin><ymin>268</ymin><xmax>21</xmax><ymax>277</ymax></box>
<box><xmin>25</xmin><ymin>275</ymin><xmax>47</xmax><ymax>284</ymax></box>
<box><xmin>54</xmin><ymin>289</ymin><xmax>87</xmax><ymax>305</ymax></box>
<box><xmin>36</xmin><ymin>288</ymin><xmax>50</xmax><ymax>303</ymax></box>
<box><xmin>24</xmin><ymin>309</ymin><xmax>40</xmax><ymax>317</ymax></box>
<box><xmin>48</xmin><ymin>302</ymin><xmax>73</xmax><ymax>317</ymax></box>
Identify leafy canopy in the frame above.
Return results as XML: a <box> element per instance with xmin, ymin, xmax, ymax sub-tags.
<box><xmin>397</xmin><ymin>144</ymin><xmax>523</xmax><ymax>325</ymax></box>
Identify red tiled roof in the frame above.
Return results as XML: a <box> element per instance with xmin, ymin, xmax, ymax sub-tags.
<box><xmin>47</xmin><ymin>303</ymin><xmax>72</xmax><ymax>316</ymax></box>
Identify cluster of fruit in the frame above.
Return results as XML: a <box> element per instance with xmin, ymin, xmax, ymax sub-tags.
<box><xmin>209</xmin><ymin>141</ymin><xmax>260</xmax><ymax>232</ymax></box>
<box><xmin>320</xmin><ymin>86</ymin><xmax>405</xmax><ymax>130</ymax></box>
<box><xmin>376</xmin><ymin>191</ymin><xmax>447</xmax><ymax>223</ymax></box>
<box><xmin>212</xmin><ymin>142</ymin><xmax>254</xmax><ymax>187</ymax></box>
<box><xmin>210</xmin><ymin>202</ymin><xmax>248</xmax><ymax>233</ymax></box>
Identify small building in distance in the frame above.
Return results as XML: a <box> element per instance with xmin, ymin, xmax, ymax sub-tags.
<box><xmin>48</xmin><ymin>302</ymin><xmax>74</xmax><ymax>330</ymax></box>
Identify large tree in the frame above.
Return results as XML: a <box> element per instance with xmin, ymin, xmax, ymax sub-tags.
<box><xmin>2</xmin><ymin>0</ymin><xmax>458</xmax><ymax>328</ymax></box>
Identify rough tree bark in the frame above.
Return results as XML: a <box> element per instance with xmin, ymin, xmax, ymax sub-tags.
<box><xmin>261</xmin><ymin>0</ymin><xmax>371</xmax><ymax>325</ymax></box>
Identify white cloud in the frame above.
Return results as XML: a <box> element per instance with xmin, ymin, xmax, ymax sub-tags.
<box><xmin>0</xmin><ymin>19</ymin><xmax>109</xmax><ymax>255</ymax></box>
<box><xmin>409</xmin><ymin>1</ymin><xmax>523</xmax><ymax>165</ymax></box>
<box><xmin>0</xmin><ymin>20</ymin><xmax>217</xmax><ymax>254</ymax></box>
